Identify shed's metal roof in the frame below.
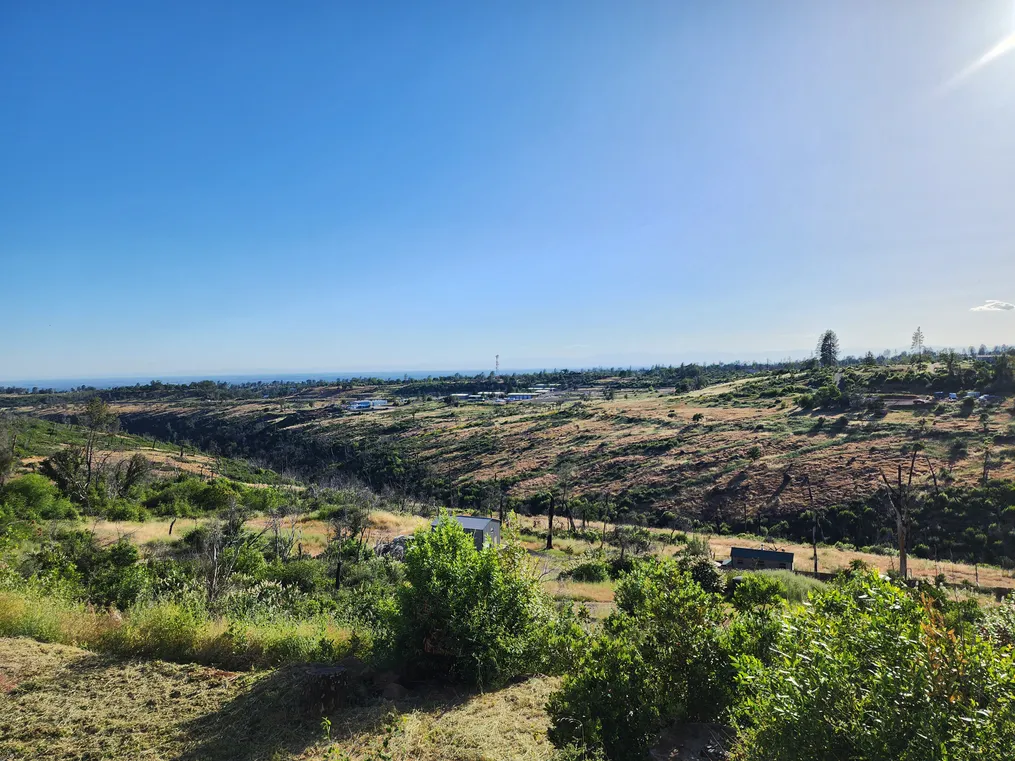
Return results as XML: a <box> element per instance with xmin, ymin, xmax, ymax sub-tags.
<box><xmin>730</xmin><ymin>547</ymin><xmax>794</xmax><ymax>562</ymax></box>
<box><xmin>432</xmin><ymin>515</ymin><xmax>499</xmax><ymax>531</ymax></box>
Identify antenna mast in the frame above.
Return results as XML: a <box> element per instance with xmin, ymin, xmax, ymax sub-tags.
<box><xmin>495</xmin><ymin>354</ymin><xmax>500</xmax><ymax>376</ymax></box>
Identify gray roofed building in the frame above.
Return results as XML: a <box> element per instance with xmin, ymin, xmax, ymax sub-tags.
<box><xmin>432</xmin><ymin>515</ymin><xmax>502</xmax><ymax>550</ymax></box>
<box><xmin>724</xmin><ymin>546</ymin><xmax>795</xmax><ymax>570</ymax></box>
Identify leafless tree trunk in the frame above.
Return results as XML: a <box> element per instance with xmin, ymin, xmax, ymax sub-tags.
<box><xmin>801</xmin><ymin>474</ymin><xmax>819</xmax><ymax>575</ymax></box>
<box><xmin>546</xmin><ymin>494</ymin><xmax>555</xmax><ymax>551</ymax></box>
<box><xmin>879</xmin><ymin>445</ymin><xmax>921</xmax><ymax>579</ymax></box>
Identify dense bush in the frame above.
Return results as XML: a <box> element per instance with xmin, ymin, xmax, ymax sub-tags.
<box><xmin>734</xmin><ymin>570</ymin><xmax>825</xmax><ymax>604</ymax></box>
<box><xmin>390</xmin><ymin>516</ymin><xmax>577</xmax><ymax>687</ymax></box>
<box><xmin>730</xmin><ymin>573</ymin><xmax>783</xmax><ymax>612</ymax></box>
<box><xmin>0</xmin><ymin>474</ymin><xmax>77</xmax><ymax>520</ymax></box>
<box><xmin>983</xmin><ymin>593</ymin><xmax>1015</xmax><ymax>647</ymax></box>
<box><xmin>565</xmin><ymin>559</ymin><xmax>611</xmax><ymax>583</ymax></box>
<box><xmin>731</xmin><ymin>573</ymin><xmax>1015</xmax><ymax>761</ymax></box>
<box><xmin>548</xmin><ymin>561</ymin><xmax>735</xmax><ymax>760</ymax></box>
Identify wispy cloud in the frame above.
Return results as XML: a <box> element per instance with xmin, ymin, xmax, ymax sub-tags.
<box><xmin>939</xmin><ymin>32</ymin><xmax>1015</xmax><ymax>94</ymax></box>
<box><xmin>970</xmin><ymin>299</ymin><xmax>1015</xmax><ymax>312</ymax></box>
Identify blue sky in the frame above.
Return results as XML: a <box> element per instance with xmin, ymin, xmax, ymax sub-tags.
<box><xmin>2</xmin><ymin>1</ymin><xmax>1015</xmax><ymax>381</ymax></box>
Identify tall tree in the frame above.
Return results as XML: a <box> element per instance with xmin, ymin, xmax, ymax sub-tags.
<box><xmin>323</xmin><ymin>494</ymin><xmax>371</xmax><ymax>588</ymax></box>
<box><xmin>911</xmin><ymin>326</ymin><xmax>925</xmax><ymax>365</ymax></box>
<box><xmin>876</xmin><ymin>426</ymin><xmax>939</xmax><ymax>579</ymax></box>
<box><xmin>993</xmin><ymin>352</ymin><xmax>1014</xmax><ymax>386</ymax></box>
<box><xmin>817</xmin><ymin>330</ymin><xmax>840</xmax><ymax>368</ymax></box>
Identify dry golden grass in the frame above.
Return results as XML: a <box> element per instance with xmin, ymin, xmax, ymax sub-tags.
<box><xmin>82</xmin><ymin>510</ymin><xmax>426</xmax><ymax>557</ymax></box>
<box><xmin>513</xmin><ymin>514</ymin><xmax>1015</xmax><ymax>591</ymax></box>
<box><xmin>367</xmin><ymin>511</ymin><xmax>430</xmax><ymax>540</ymax></box>
<box><xmin>545</xmin><ymin>580</ymin><xmax>616</xmax><ymax>603</ymax></box>
<box><xmin>83</xmin><ymin>516</ymin><xmax>204</xmax><ymax>545</ymax></box>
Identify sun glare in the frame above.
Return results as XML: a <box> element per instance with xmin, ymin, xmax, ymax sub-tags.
<box><xmin>940</xmin><ymin>3</ymin><xmax>1015</xmax><ymax>92</ymax></box>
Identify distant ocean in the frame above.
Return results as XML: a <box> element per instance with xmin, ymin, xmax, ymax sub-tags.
<box><xmin>2</xmin><ymin>370</ymin><xmax>527</xmax><ymax>392</ymax></box>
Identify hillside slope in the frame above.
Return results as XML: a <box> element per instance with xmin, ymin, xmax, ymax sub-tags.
<box><xmin>26</xmin><ymin>371</ymin><xmax>1014</xmax><ymax>523</ymax></box>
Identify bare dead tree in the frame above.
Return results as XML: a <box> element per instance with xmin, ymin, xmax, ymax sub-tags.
<box><xmin>878</xmin><ymin>444</ymin><xmax>922</xmax><ymax>580</ymax></box>
<box><xmin>81</xmin><ymin>398</ymin><xmax>118</xmax><ymax>500</ymax></box>
<box><xmin>799</xmin><ymin>473</ymin><xmax>820</xmax><ymax>575</ymax></box>
<box><xmin>557</xmin><ymin>462</ymin><xmax>578</xmax><ymax>533</ymax></box>
<box><xmin>198</xmin><ymin>500</ymin><xmax>268</xmax><ymax>603</ymax></box>
<box><xmin>266</xmin><ymin>499</ymin><xmax>305</xmax><ymax>562</ymax></box>
<box><xmin>545</xmin><ymin>493</ymin><xmax>555</xmax><ymax>551</ymax></box>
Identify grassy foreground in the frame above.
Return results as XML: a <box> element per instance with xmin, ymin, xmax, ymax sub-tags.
<box><xmin>0</xmin><ymin>637</ymin><xmax>560</xmax><ymax>761</ymax></box>
<box><xmin>0</xmin><ymin>586</ymin><xmax>353</xmax><ymax>671</ymax></box>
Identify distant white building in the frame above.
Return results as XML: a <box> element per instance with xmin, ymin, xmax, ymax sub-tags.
<box><xmin>507</xmin><ymin>392</ymin><xmax>533</xmax><ymax>402</ymax></box>
<box><xmin>348</xmin><ymin>399</ymin><xmax>388</xmax><ymax>410</ymax></box>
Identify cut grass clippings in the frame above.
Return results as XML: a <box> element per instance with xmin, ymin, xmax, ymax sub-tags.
<box><xmin>0</xmin><ymin>636</ymin><xmax>561</xmax><ymax>761</ymax></box>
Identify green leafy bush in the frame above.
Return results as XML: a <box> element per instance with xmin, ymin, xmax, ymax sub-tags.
<box><xmin>548</xmin><ymin>561</ymin><xmax>734</xmax><ymax>760</ymax></box>
<box><xmin>391</xmin><ymin>516</ymin><xmax>572</xmax><ymax>687</ymax></box>
<box><xmin>562</xmin><ymin>554</ymin><xmax>611</xmax><ymax>583</ymax></box>
<box><xmin>983</xmin><ymin>594</ymin><xmax>1015</xmax><ymax>648</ymax></box>
<box><xmin>730</xmin><ymin>573</ymin><xmax>783</xmax><ymax>612</ymax></box>
<box><xmin>731</xmin><ymin>572</ymin><xmax>1015</xmax><ymax>761</ymax></box>
<box><xmin>0</xmin><ymin>474</ymin><xmax>77</xmax><ymax>520</ymax></box>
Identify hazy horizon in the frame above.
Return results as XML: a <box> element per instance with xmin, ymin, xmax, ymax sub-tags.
<box><xmin>6</xmin><ymin>341</ymin><xmax>1013</xmax><ymax>391</ymax></box>
<box><xmin>3</xmin><ymin>1</ymin><xmax>1014</xmax><ymax>379</ymax></box>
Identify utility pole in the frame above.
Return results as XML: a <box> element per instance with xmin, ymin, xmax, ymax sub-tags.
<box><xmin>495</xmin><ymin>354</ymin><xmax>500</xmax><ymax>376</ymax></box>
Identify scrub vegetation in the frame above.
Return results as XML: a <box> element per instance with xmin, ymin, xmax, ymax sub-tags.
<box><xmin>3</xmin><ymin>347</ymin><xmax>1015</xmax><ymax>759</ymax></box>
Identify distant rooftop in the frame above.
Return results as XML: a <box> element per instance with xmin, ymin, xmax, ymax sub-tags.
<box><xmin>730</xmin><ymin>547</ymin><xmax>794</xmax><ymax>563</ymax></box>
<box><xmin>432</xmin><ymin>515</ymin><xmax>500</xmax><ymax>531</ymax></box>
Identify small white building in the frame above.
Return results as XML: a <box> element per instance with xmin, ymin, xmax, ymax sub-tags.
<box><xmin>348</xmin><ymin>399</ymin><xmax>388</xmax><ymax>410</ymax></box>
<box><xmin>507</xmin><ymin>392</ymin><xmax>534</xmax><ymax>402</ymax></box>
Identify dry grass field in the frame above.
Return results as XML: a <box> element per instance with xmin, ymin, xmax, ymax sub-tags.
<box><xmin>74</xmin><ymin>505</ymin><xmax>1015</xmax><ymax>596</ymax></box>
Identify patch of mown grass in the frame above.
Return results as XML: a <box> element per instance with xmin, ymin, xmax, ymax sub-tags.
<box><xmin>0</xmin><ymin>637</ymin><xmax>562</xmax><ymax>761</ymax></box>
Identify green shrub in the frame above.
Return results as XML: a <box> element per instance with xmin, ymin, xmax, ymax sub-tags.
<box><xmin>563</xmin><ymin>557</ymin><xmax>611</xmax><ymax>583</ymax></box>
<box><xmin>680</xmin><ymin>554</ymin><xmax>725</xmax><ymax>594</ymax></box>
<box><xmin>731</xmin><ymin>573</ymin><xmax>1015</xmax><ymax>761</ymax></box>
<box><xmin>261</xmin><ymin>558</ymin><xmax>328</xmax><ymax>593</ymax></box>
<box><xmin>0</xmin><ymin>474</ymin><xmax>77</xmax><ymax>520</ymax></box>
<box><xmin>983</xmin><ymin>594</ymin><xmax>1015</xmax><ymax>647</ymax></box>
<box><xmin>101</xmin><ymin>498</ymin><xmax>151</xmax><ymax>522</ymax></box>
<box><xmin>548</xmin><ymin>561</ymin><xmax>734</xmax><ymax>760</ymax></box>
<box><xmin>813</xmin><ymin>385</ymin><xmax>843</xmax><ymax>408</ymax></box>
<box><xmin>548</xmin><ymin>634</ymin><xmax>659</xmax><ymax>761</ymax></box>
<box><xmin>731</xmin><ymin>574</ymin><xmax>783</xmax><ymax>612</ymax></box>
<box><xmin>391</xmin><ymin>516</ymin><xmax>567</xmax><ymax>687</ymax></box>
<box><xmin>737</xmin><ymin>570</ymin><xmax>825</xmax><ymax>603</ymax></box>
